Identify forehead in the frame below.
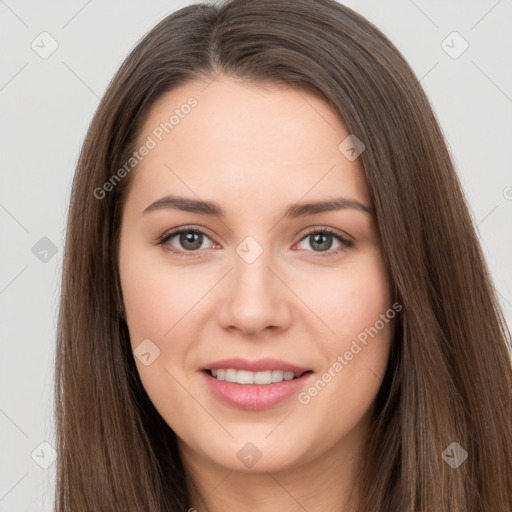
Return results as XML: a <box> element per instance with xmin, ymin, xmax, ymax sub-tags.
<box><xmin>127</xmin><ymin>76</ymin><xmax>370</xmax><ymax>213</ymax></box>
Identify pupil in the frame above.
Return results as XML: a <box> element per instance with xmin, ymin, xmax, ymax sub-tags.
<box><xmin>311</xmin><ymin>233</ymin><xmax>332</xmax><ymax>252</ymax></box>
<box><xmin>180</xmin><ymin>232</ymin><xmax>202</xmax><ymax>250</ymax></box>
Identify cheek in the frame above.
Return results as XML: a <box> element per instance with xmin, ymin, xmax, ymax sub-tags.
<box><xmin>120</xmin><ymin>245</ymin><xmax>206</xmax><ymax>346</ymax></box>
<box><xmin>119</xmin><ymin>246</ymin><xmax>204</xmax><ymax>415</ymax></box>
<box><xmin>293</xmin><ymin>249</ymin><xmax>393</xmax><ymax>411</ymax></box>
<box><xmin>121</xmin><ymin>271</ymin><xmax>169</xmax><ymax>346</ymax></box>
<box><xmin>299</xmin><ymin>250</ymin><xmax>392</xmax><ymax>343</ymax></box>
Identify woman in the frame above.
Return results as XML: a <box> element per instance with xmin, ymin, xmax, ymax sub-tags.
<box><xmin>54</xmin><ymin>0</ymin><xmax>512</xmax><ymax>510</ymax></box>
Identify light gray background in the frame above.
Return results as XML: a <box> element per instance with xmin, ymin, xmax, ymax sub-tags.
<box><xmin>1</xmin><ymin>1</ymin><xmax>511</xmax><ymax>510</ymax></box>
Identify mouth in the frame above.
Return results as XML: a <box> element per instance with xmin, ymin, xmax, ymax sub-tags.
<box><xmin>203</xmin><ymin>368</ymin><xmax>312</xmax><ymax>384</ymax></box>
<box><xmin>200</xmin><ymin>368</ymin><xmax>314</xmax><ymax>410</ymax></box>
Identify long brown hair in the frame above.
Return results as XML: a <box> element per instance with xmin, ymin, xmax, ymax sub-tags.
<box><xmin>54</xmin><ymin>0</ymin><xmax>512</xmax><ymax>510</ymax></box>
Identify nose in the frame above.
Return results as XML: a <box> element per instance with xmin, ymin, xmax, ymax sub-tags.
<box><xmin>217</xmin><ymin>245</ymin><xmax>293</xmax><ymax>337</ymax></box>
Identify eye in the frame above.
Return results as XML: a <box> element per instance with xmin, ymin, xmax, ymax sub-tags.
<box><xmin>294</xmin><ymin>228</ymin><xmax>353</xmax><ymax>257</ymax></box>
<box><xmin>157</xmin><ymin>226</ymin><xmax>217</xmax><ymax>257</ymax></box>
<box><xmin>156</xmin><ymin>226</ymin><xmax>353</xmax><ymax>258</ymax></box>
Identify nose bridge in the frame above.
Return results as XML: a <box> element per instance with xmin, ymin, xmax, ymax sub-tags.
<box><xmin>219</xmin><ymin>233</ymin><xmax>291</xmax><ymax>334</ymax></box>
<box><xmin>234</xmin><ymin>237</ymin><xmax>273</xmax><ymax>295</ymax></box>
<box><xmin>232</xmin><ymin>233</ymin><xmax>279</xmax><ymax>305</ymax></box>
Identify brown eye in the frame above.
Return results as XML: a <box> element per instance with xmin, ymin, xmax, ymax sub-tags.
<box><xmin>174</xmin><ymin>231</ymin><xmax>204</xmax><ymax>251</ymax></box>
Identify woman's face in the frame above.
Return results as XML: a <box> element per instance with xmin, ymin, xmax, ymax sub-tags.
<box><xmin>118</xmin><ymin>76</ymin><xmax>395</xmax><ymax>474</ymax></box>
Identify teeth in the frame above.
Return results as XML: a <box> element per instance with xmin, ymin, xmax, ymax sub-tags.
<box><xmin>225</xmin><ymin>369</ymin><xmax>237</xmax><ymax>382</ymax></box>
<box><xmin>238</xmin><ymin>370</ymin><xmax>256</xmax><ymax>384</ymax></box>
<box><xmin>208</xmin><ymin>368</ymin><xmax>302</xmax><ymax>384</ymax></box>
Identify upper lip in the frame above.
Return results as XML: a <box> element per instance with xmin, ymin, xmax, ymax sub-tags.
<box><xmin>200</xmin><ymin>357</ymin><xmax>311</xmax><ymax>373</ymax></box>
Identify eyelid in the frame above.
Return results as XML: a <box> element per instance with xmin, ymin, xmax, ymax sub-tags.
<box><xmin>155</xmin><ymin>225</ymin><xmax>218</xmax><ymax>257</ymax></box>
<box><xmin>156</xmin><ymin>224</ymin><xmax>353</xmax><ymax>257</ymax></box>
<box><xmin>296</xmin><ymin>225</ymin><xmax>353</xmax><ymax>244</ymax></box>
<box><xmin>293</xmin><ymin>226</ymin><xmax>353</xmax><ymax>257</ymax></box>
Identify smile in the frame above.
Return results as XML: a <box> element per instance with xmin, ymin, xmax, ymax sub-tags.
<box><xmin>201</xmin><ymin>369</ymin><xmax>314</xmax><ymax>410</ymax></box>
<box><xmin>207</xmin><ymin>368</ymin><xmax>307</xmax><ymax>384</ymax></box>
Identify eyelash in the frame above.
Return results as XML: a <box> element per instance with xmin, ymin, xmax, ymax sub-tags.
<box><xmin>156</xmin><ymin>225</ymin><xmax>354</xmax><ymax>258</ymax></box>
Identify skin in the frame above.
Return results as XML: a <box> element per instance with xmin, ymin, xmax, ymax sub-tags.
<box><xmin>118</xmin><ymin>75</ymin><xmax>395</xmax><ymax>512</ymax></box>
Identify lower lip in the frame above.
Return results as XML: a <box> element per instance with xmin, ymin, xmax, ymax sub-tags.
<box><xmin>201</xmin><ymin>370</ymin><xmax>313</xmax><ymax>410</ymax></box>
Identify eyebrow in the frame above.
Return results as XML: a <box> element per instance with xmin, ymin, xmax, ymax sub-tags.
<box><xmin>142</xmin><ymin>194</ymin><xmax>375</xmax><ymax>218</ymax></box>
